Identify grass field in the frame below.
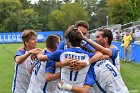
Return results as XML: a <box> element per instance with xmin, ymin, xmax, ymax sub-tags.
<box><xmin>0</xmin><ymin>43</ymin><xmax>140</xmax><ymax>93</ymax></box>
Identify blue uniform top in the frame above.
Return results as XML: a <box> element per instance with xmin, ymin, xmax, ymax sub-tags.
<box><xmin>12</xmin><ymin>48</ymin><xmax>32</xmax><ymax>93</ymax></box>
<box><xmin>57</xmin><ymin>40</ymin><xmax>94</xmax><ymax>51</ymax></box>
<box><xmin>47</xmin><ymin>47</ymin><xmax>94</xmax><ymax>62</ymax></box>
<box><xmin>14</xmin><ymin>48</ymin><xmax>26</xmax><ymax>60</ymax></box>
<box><xmin>109</xmin><ymin>48</ymin><xmax>119</xmax><ymax>66</ymax></box>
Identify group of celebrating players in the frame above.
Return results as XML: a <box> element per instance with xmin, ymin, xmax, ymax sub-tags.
<box><xmin>12</xmin><ymin>20</ymin><xmax>129</xmax><ymax>93</ymax></box>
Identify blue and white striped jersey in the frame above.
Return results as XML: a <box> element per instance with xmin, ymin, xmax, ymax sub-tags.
<box><xmin>85</xmin><ymin>60</ymin><xmax>129</xmax><ymax>93</ymax></box>
<box><xmin>12</xmin><ymin>48</ymin><xmax>32</xmax><ymax>93</ymax></box>
<box><xmin>27</xmin><ymin>50</ymin><xmax>55</xmax><ymax>93</ymax></box>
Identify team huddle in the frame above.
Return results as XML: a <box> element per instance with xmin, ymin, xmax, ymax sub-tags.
<box><xmin>12</xmin><ymin>20</ymin><xmax>129</xmax><ymax>93</ymax></box>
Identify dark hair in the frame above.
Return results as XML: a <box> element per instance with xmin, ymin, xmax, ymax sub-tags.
<box><xmin>65</xmin><ymin>27</ymin><xmax>83</xmax><ymax>47</ymax></box>
<box><xmin>65</xmin><ymin>25</ymin><xmax>76</xmax><ymax>38</ymax></box>
<box><xmin>99</xmin><ymin>29</ymin><xmax>113</xmax><ymax>45</ymax></box>
<box><xmin>75</xmin><ymin>20</ymin><xmax>89</xmax><ymax>30</ymax></box>
<box><xmin>65</xmin><ymin>25</ymin><xmax>91</xmax><ymax>51</ymax></box>
<box><xmin>53</xmin><ymin>34</ymin><xmax>62</xmax><ymax>41</ymax></box>
<box><xmin>45</xmin><ymin>35</ymin><xmax>60</xmax><ymax>49</ymax></box>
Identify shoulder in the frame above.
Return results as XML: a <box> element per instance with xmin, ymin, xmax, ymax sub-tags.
<box><xmin>15</xmin><ymin>48</ymin><xmax>26</xmax><ymax>56</ymax></box>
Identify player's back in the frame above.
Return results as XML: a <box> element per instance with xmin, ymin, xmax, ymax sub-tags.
<box><xmin>59</xmin><ymin>47</ymin><xmax>93</xmax><ymax>93</ymax></box>
<box><xmin>92</xmin><ymin>60</ymin><xmax>129</xmax><ymax>93</ymax></box>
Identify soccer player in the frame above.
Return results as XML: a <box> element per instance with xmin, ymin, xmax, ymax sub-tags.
<box><xmin>94</xmin><ymin>29</ymin><xmax>120</xmax><ymax>71</ymax></box>
<box><xmin>73</xmin><ymin>29</ymin><xmax>120</xmax><ymax>71</ymax></box>
<box><xmin>12</xmin><ymin>30</ymin><xmax>41</xmax><ymax>93</ymax></box>
<box><xmin>27</xmin><ymin>35</ymin><xmax>60</xmax><ymax>93</ymax></box>
<box><xmin>57</xmin><ymin>20</ymin><xmax>93</xmax><ymax>51</ymax></box>
<box><xmin>37</xmin><ymin>26</ymin><xmax>103</xmax><ymax>93</ymax></box>
<box><xmin>58</xmin><ymin>30</ymin><xmax>129</xmax><ymax>93</ymax></box>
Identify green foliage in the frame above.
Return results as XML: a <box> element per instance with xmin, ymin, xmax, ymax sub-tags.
<box><xmin>0</xmin><ymin>0</ymin><xmax>21</xmax><ymax>32</ymax></box>
<box><xmin>17</xmin><ymin>9</ymin><xmax>43</xmax><ymax>31</ymax></box>
<box><xmin>19</xmin><ymin>0</ymin><xmax>31</xmax><ymax>9</ymax></box>
<box><xmin>2</xmin><ymin>13</ymin><xmax>19</xmax><ymax>32</ymax></box>
<box><xmin>107</xmin><ymin>0</ymin><xmax>140</xmax><ymax>24</ymax></box>
<box><xmin>31</xmin><ymin>0</ymin><xmax>62</xmax><ymax>31</ymax></box>
<box><xmin>48</xmin><ymin>3</ymin><xmax>88</xmax><ymax>30</ymax></box>
<box><xmin>91</xmin><ymin>0</ymin><xmax>108</xmax><ymax>28</ymax></box>
<box><xmin>93</xmin><ymin>7</ymin><xmax>108</xmax><ymax>28</ymax></box>
<box><xmin>75</xmin><ymin>0</ymin><xmax>97</xmax><ymax>29</ymax></box>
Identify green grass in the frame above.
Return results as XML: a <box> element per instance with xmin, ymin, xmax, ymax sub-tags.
<box><xmin>0</xmin><ymin>43</ymin><xmax>45</xmax><ymax>93</ymax></box>
<box><xmin>120</xmin><ymin>62</ymin><xmax>140</xmax><ymax>93</ymax></box>
<box><xmin>0</xmin><ymin>43</ymin><xmax>140</xmax><ymax>93</ymax></box>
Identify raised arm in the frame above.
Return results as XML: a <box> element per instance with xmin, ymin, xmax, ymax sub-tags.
<box><xmin>84</xmin><ymin>37</ymin><xmax>112</xmax><ymax>56</ymax></box>
<box><xmin>79</xmin><ymin>30</ymin><xmax>112</xmax><ymax>56</ymax></box>
<box><xmin>15</xmin><ymin>48</ymin><xmax>41</xmax><ymax>64</ymax></box>
<box><xmin>89</xmin><ymin>51</ymin><xmax>103</xmax><ymax>64</ymax></box>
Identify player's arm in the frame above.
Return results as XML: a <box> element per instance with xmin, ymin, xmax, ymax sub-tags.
<box><xmin>71</xmin><ymin>85</ymin><xmax>90</xmax><ymax>93</ymax></box>
<box><xmin>69</xmin><ymin>51</ymin><xmax>103</xmax><ymax>71</ymax></box>
<box><xmin>45</xmin><ymin>61</ymin><xmax>60</xmax><ymax>82</ymax></box>
<box><xmin>46</xmin><ymin>72</ymin><xmax>60</xmax><ymax>82</ymax></box>
<box><xmin>37</xmin><ymin>53</ymin><xmax>49</xmax><ymax>61</ymax></box>
<box><xmin>58</xmin><ymin>82</ymin><xmax>91</xmax><ymax>93</ymax></box>
<box><xmin>15</xmin><ymin>48</ymin><xmax>41</xmax><ymax>64</ymax></box>
<box><xmin>84</xmin><ymin>38</ymin><xmax>113</xmax><ymax>56</ymax></box>
<box><xmin>55</xmin><ymin>59</ymin><xmax>78</xmax><ymax>68</ymax></box>
<box><xmin>89</xmin><ymin>51</ymin><xmax>103</xmax><ymax>64</ymax></box>
<box><xmin>94</xmin><ymin>50</ymin><xmax>110</xmax><ymax>60</ymax></box>
<box><xmin>79</xmin><ymin>31</ymin><xmax>113</xmax><ymax>56</ymax></box>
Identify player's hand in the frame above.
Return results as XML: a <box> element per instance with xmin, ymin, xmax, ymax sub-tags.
<box><xmin>70</xmin><ymin>61</ymin><xmax>87</xmax><ymax>71</ymax></box>
<box><xmin>61</xmin><ymin>58</ymin><xmax>74</xmax><ymax>67</ymax></box>
<box><xmin>78</xmin><ymin>29</ymin><xmax>87</xmax><ymax>40</ymax></box>
<box><xmin>30</xmin><ymin>54</ymin><xmax>37</xmax><ymax>60</ymax></box>
<box><xmin>18</xmin><ymin>46</ymin><xmax>24</xmax><ymax>51</ymax></box>
<box><xmin>29</xmin><ymin>48</ymin><xmax>42</xmax><ymax>55</ymax></box>
<box><xmin>57</xmin><ymin>81</ymin><xmax>72</xmax><ymax>91</ymax></box>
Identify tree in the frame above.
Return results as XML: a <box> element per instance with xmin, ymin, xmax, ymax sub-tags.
<box><xmin>0</xmin><ymin>0</ymin><xmax>21</xmax><ymax>32</ymax></box>
<box><xmin>75</xmin><ymin>0</ymin><xmax>97</xmax><ymax>29</ymax></box>
<box><xmin>31</xmin><ymin>0</ymin><xmax>62</xmax><ymax>31</ymax></box>
<box><xmin>107</xmin><ymin>0</ymin><xmax>140</xmax><ymax>24</ymax></box>
<box><xmin>19</xmin><ymin>0</ymin><xmax>31</xmax><ymax>9</ymax></box>
<box><xmin>92</xmin><ymin>7</ymin><xmax>108</xmax><ymax>28</ymax></box>
<box><xmin>17</xmin><ymin>9</ymin><xmax>43</xmax><ymax>31</ymax></box>
<box><xmin>48</xmin><ymin>3</ymin><xmax>88</xmax><ymax>30</ymax></box>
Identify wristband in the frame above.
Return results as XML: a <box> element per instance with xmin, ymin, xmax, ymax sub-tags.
<box><xmin>58</xmin><ymin>83</ymin><xmax>72</xmax><ymax>91</ymax></box>
<box><xmin>83</xmin><ymin>36</ymin><xmax>87</xmax><ymax>40</ymax></box>
<box><xmin>86</xmin><ymin>60</ymin><xmax>90</xmax><ymax>65</ymax></box>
